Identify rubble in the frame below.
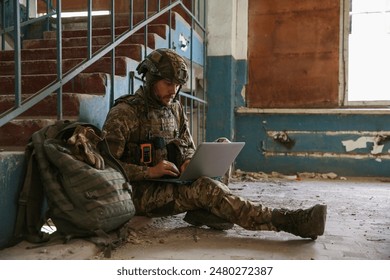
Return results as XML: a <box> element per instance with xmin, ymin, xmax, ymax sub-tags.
<box><xmin>232</xmin><ymin>169</ymin><xmax>342</xmax><ymax>182</ymax></box>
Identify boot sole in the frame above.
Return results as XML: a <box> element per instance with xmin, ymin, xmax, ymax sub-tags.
<box><xmin>308</xmin><ymin>204</ymin><xmax>327</xmax><ymax>240</ymax></box>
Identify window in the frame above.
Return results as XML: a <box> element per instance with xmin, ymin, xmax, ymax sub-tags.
<box><xmin>346</xmin><ymin>0</ymin><xmax>390</xmax><ymax>105</ymax></box>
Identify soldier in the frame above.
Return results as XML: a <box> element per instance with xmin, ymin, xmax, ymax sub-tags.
<box><xmin>102</xmin><ymin>48</ymin><xmax>327</xmax><ymax>240</ymax></box>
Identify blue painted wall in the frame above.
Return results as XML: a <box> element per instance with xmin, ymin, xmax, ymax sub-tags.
<box><xmin>206</xmin><ymin>55</ymin><xmax>390</xmax><ymax>177</ymax></box>
<box><xmin>206</xmin><ymin>55</ymin><xmax>246</xmax><ymax>141</ymax></box>
<box><xmin>235</xmin><ymin>112</ymin><xmax>390</xmax><ymax>177</ymax></box>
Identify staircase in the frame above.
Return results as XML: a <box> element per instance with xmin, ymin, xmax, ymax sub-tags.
<box><xmin>0</xmin><ymin>13</ymin><xmax>188</xmax><ymax>149</ymax></box>
<box><xmin>0</xmin><ymin>1</ymin><xmax>205</xmax><ymax>248</ymax></box>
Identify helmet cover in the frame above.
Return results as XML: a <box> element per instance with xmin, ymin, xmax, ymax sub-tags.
<box><xmin>136</xmin><ymin>48</ymin><xmax>188</xmax><ymax>85</ymax></box>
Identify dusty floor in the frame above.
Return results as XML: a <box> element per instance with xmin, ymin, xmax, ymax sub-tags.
<box><xmin>1</xmin><ymin>172</ymin><xmax>390</xmax><ymax>260</ymax></box>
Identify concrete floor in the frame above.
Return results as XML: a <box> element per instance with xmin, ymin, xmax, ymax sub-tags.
<box><xmin>0</xmin><ymin>175</ymin><xmax>389</xmax><ymax>260</ymax></box>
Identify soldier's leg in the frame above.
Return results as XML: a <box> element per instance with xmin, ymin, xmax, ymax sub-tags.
<box><xmin>177</xmin><ymin>177</ymin><xmax>327</xmax><ymax>240</ymax></box>
<box><xmin>176</xmin><ymin>177</ymin><xmax>275</xmax><ymax>230</ymax></box>
<box><xmin>131</xmin><ymin>181</ymin><xmax>179</xmax><ymax>217</ymax></box>
<box><xmin>132</xmin><ymin>178</ymin><xmax>326</xmax><ymax>239</ymax></box>
<box><xmin>183</xmin><ymin>137</ymin><xmax>233</xmax><ymax>230</ymax></box>
<box><xmin>132</xmin><ymin>181</ymin><xmax>234</xmax><ymax>230</ymax></box>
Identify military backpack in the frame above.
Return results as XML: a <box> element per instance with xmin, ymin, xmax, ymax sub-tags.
<box><xmin>10</xmin><ymin>120</ymin><xmax>135</xmax><ymax>257</ymax></box>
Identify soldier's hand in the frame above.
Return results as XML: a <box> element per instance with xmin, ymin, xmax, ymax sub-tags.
<box><xmin>147</xmin><ymin>160</ymin><xmax>180</xmax><ymax>178</ymax></box>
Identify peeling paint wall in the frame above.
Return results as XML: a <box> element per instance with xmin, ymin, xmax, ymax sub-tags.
<box><xmin>235</xmin><ymin>111</ymin><xmax>390</xmax><ymax>177</ymax></box>
<box><xmin>341</xmin><ymin>135</ymin><xmax>389</xmax><ymax>156</ymax></box>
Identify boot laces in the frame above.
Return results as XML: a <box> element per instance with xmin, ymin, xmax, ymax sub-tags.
<box><xmin>281</xmin><ymin>208</ymin><xmax>311</xmax><ymax>227</ymax></box>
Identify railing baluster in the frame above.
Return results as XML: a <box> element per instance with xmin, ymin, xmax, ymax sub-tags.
<box><xmin>25</xmin><ymin>0</ymin><xmax>30</xmax><ymax>22</ymax></box>
<box><xmin>144</xmin><ymin>0</ymin><xmax>148</xmax><ymax>58</ymax></box>
<box><xmin>14</xmin><ymin>0</ymin><xmax>21</xmax><ymax>108</ymax></box>
<box><xmin>1</xmin><ymin>0</ymin><xmax>5</xmax><ymax>50</ymax></box>
<box><xmin>87</xmin><ymin>0</ymin><xmax>92</xmax><ymax>59</ymax></box>
<box><xmin>110</xmin><ymin>0</ymin><xmax>116</xmax><ymax>107</ymax></box>
<box><xmin>46</xmin><ymin>0</ymin><xmax>51</xmax><ymax>31</ymax></box>
<box><xmin>56</xmin><ymin>0</ymin><xmax>62</xmax><ymax>120</ymax></box>
<box><xmin>168</xmin><ymin>0</ymin><xmax>172</xmax><ymax>48</ymax></box>
<box><xmin>189</xmin><ymin>0</ymin><xmax>195</xmax><ymax>136</ymax></box>
<box><xmin>129</xmin><ymin>0</ymin><xmax>133</xmax><ymax>29</ymax></box>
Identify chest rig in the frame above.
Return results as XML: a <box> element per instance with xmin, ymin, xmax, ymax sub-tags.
<box><xmin>137</xmin><ymin>104</ymin><xmax>180</xmax><ymax>166</ymax></box>
<box><xmin>119</xmin><ymin>92</ymin><xmax>182</xmax><ymax>168</ymax></box>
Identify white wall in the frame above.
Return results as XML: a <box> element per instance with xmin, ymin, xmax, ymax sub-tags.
<box><xmin>20</xmin><ymin>0</ymin><xmax>37</xmax><ymax>18</ymax></box>
<box><xmin>206</xmin><ymin>0</ymin><xmax>248</xmax><ymax>60</ymax></box>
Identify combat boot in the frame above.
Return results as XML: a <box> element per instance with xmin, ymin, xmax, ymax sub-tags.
<box><xmin>271</xmin><ymin>204</ymin><xmax>327</xmax><ymax>240</ymax></box>
<box><xmin>184</xmin><ymin>209</ymin><xmax>234</xmax><ymax>230</ymax></box>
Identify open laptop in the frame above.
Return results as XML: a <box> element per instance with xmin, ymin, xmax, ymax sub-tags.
<box><xmin>150</xmin><ymin>142</ymin><xmax>245</xmax><ymax>183</ymax></box>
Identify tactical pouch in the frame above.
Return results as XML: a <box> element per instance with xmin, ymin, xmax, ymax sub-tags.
<box><xmin>166</xmin><ymin>141</ymin><xmax>182</xmax><ymax>168</ymax></box>
<box><xmin>152</xmin><ymin>137</ymin><xmax>166</xmax><ymax>149</ymax></box>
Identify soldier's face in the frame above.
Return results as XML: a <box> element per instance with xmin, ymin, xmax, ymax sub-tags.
<box><xmin>153</xmin><ymin>79</ymin><xmax>180</xmax><ymax>106</ymax></box>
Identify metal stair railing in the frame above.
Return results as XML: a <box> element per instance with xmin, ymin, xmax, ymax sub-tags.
<box><xmin>0</xmin><ymin>0</ymin><xmax>207</xmax><ymax>143</ymax></box>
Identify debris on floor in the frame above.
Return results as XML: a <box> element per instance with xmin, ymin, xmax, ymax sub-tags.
<box><xmin>231</xmin><ymin>170</ymin><xmax>344</xmax><ymax>182</ymax></box>
<box><xmin>1</xmin><ymin>177</ymin><xmax>389</xmax><ymax>260</ymax></box>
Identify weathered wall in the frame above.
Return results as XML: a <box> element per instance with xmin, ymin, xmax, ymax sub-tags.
<box><xmin>247</xmin><ymin>0</ymin><xmax>340</xmax><ymax>108</ymax></box>
<box><xmin>235</xmin><ymin>109</ymin><xmax>390</xmax><ymax>177</ymax></box>
<box><xmin>206</xmin><ymin>0</ymin><xmax>247</xmax><ymax>141</ymax></box>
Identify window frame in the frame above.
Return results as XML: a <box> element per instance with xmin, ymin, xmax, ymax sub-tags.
<box><xmin>342</xmin><ymin>0</ymin><xmax>390</xmax><ymax>107</ymax></box>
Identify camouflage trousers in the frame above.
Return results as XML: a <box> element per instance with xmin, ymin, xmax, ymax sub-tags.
<box><xmin>132</xmin><ymin>176</ymin><xmax>277</xmax><ymax>231</ymax></box>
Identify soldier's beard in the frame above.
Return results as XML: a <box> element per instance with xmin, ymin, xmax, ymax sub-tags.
<box><xmin>153</xmin><ymin>88</ymin><xmax>176</xmax><ymax>106</ymax></box>
<box><xmin>157</xmin><ymin>94</ymin><xmax>175</xmax><ymax>106</ymax></box>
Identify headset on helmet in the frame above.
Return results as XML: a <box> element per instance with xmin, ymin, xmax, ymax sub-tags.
<box><xmin>136</xmin><ymin>48</ymin><xmax>188</xmax><ymax>85</ymax></box>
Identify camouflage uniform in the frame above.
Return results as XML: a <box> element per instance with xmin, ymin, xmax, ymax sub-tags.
<box><xmin>103</xmin><ymin>85</ymin><xmax>276</xmax><ymax>231</ymax></box>
<box><xmin>103</xmin><ymin>48</ymin><xmax>327</xmax><ymax>239</ymax></box>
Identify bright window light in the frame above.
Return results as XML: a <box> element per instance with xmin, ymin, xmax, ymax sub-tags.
<box><xmin>50</xmin><ymin>10</ymin><xmax>110</xmax><ymax>18</ymax></box>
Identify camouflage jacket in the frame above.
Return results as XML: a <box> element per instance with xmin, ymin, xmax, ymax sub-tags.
<box><xmin>103</xmin><ymin>86</ymin><xmax>196</xmax><ymax>181</ymax></box>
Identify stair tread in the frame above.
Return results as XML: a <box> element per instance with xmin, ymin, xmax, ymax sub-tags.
<box><xmin>22</xmin><ymin>33</ymin><xmax>161</xmax><ymax>49</ymax></box>
<box><xmin>0</xmin><ymin>56</ymin><xmax>131</xmax><ymax>76</ymax></box>
<box><xmin>0</xmin><ymin>72</ymin><xmax>109</xmax><ymax>95</ymax></box>
<box><xmin>0</xmin><ymin>44</ymin><xmax>144</xmax><ymax>61</ymax></box>
<box><xmin>44</xmin><ymin>24</ymin><xmax>168</xmax><ymax>39</ymax></box>
<box><xmin>0</xmin><ymin>146</ymin><xmax>26</xmax><ymax>152</ymax></box>
<box><xmin>60</xmin><ymin>12</ymin><xmax>177</xmax><ymax>27</ymax></box>
<box><xmin>0</xmin><ymin>117</ymin><xmax>64</xmax><ymax>147</ymax></box>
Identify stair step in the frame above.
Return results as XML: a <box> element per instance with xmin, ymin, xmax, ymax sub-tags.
<box><xmin>55</xmin><ymin>12</ymin><xmax>185</xmax><ymax>33</ymax></box>
<box><xmin>0</xmin><ymin>146</ymin><xmax>25</xmax><ymax>152</ymax></box>
<box><xmin>0</xmin><ymin>56</ymin><xmax>130</xmax><ymax>76</ymax></box>
<box><xmin>128</xmin><ymin>0</ymin><xmax>190</xmax><ymax>14</ymax></box>
<box><xmin>92</xmin><ymin>12</ymin><xmax>177</xmax><ymax>28</ymax></box>
<box><xmin>0</xmin><ymin>118</ymin><xmax>68</xmax><ymax>147</ymax></box>
<box><xmin>0</xmin><ymin>73</ymin><xmax>108</xmax><ymax>95</ymax></box>
<box><xmin>0</xmin><ymin>44</ymin><xmax>143</xmax><ymax>61</ymax></box>
<box><xmin>23</xmin><ymin>33</ymin><xmax>160</xmax><ymax>50</ymax></box>
<box><xmin>44</xmin><ymin>24</ymin><xmax>168</xmax><ymax>40</ymax></box>
<box><xmin>0</xmin><ymin>93</ymin><xmax>83</xmax><ymax>118</ymax></box>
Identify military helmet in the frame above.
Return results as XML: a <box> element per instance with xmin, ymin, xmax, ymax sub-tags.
<box><xmin>136</xmin><ymin>48</ymin><xmax>188</xmax><ymax>85</ymax></box>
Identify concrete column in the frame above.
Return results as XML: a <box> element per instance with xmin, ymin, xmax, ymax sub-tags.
<box><xmin>206</xmin><ymin>0</ymin><xmax>248</xmax><ymax>141</ymax></box>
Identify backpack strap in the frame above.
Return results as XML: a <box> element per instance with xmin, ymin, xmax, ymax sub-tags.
<box><xmin>10</xmin><ymin>147</ymin><xmax>49</xmax><ymax>246</ymax></box>
<box><xmin>9</xmin><ymin>121</ymin><xmax>73</xmax><ymax>247</ymax></box>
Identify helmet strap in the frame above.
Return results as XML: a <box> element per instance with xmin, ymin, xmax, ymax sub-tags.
<box><xmin>174</xmin><ymin>85</ymin><xmax>182</xmax><ymax>101</ymax></box>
